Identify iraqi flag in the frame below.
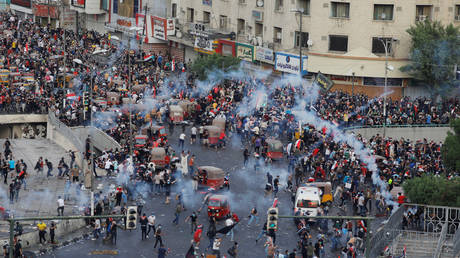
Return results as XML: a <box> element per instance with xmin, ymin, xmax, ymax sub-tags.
<box><xmin>66</xmin><ymin>92</ymin><xmax>77</xmax><ymax>100</ymax></box>
<box><xmin>185</xmin><ymin>245</ymin><xmax>195</xmax><ymax>258</ymax></box>
<box><xmin>358</xmin><ymin>220</ymin><xmax>367</xmax><ymax>232</ymax></box>
<box><xmin>143</xmin><ymin>54</ymin><xmax>153</xmax><ymax>62</ymax></box>
<box><xmin>171</xmin><ymin>59</ymin><xmax>175</xmax><ymax>71</ymax></box>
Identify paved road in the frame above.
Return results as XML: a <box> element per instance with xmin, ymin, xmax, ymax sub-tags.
<box><xmin>40</xmin><ymin>127</ymin><xmax>381</xmax><ymax>258</ymax></box>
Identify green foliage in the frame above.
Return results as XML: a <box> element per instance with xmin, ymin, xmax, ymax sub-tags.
<box><xmin>442</xmin><ymin>119</ymin><xmax>460</xmax><ymax>172</ymax></box>
<box><xmin>401</xmin><ymin>20</ymin><xmax>460</xmax><ymax>93</ymax></box>
<box><xmin>402</xmin><ymin>176</ymin><xmax>460</xmax><ymax>207</ymax></box>
<box><xmin>190</xmin><ymin>54</ymin><xmax>241</xmax><ymax>80</ymax></box>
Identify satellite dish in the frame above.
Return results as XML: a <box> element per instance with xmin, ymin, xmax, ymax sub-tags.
<box><xmin>307</xmin><ymin>39</ymin><xmax>313</xmax><ymax>47</ymax></box>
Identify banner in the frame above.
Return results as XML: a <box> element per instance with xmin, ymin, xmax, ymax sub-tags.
<box><xmin>275</xmin><ymin>52</ymin><xmax>308</xmax><ymax>74</ymax></box>
<box><xmin>314</xmin><ymin>72</ymin><xmax>334</xmax><ymax>93</ymax></box>
<box><xmin>255</xmin><ymin>47</ymin><xmax>274</xmax><ymax>64</ymax></box>
<box><xmin>236</xmin><ymin>43</ymin><xmax>254</xmax><ymax>62</ymax></box>
<box><xmin>33</xmin><ymin>4</ymin><xmax>58</xmax><ymax>18</ymax></box>
<box><xmin>11</xmin><ymin>0</ymin><xmax>30</xmax><ymax>8</ymax></box>
<box><xmin>71</xmin><ymin>0</ymin><xmax>85</xmax><ymax>8</ymax></box>
<box><xmin>194</xmin><ymin>37</ymin><xmax>213</xmax><ymax>52</ymax></box>
<box><xmin>167</xmin><ymin>19</ymin><xmax>175</xmax><ymax>36</ymax></box>
<box><xmin>152</xmin><ymin>16</ymin><xmax>167</xmax><ymax>41</ymax></box>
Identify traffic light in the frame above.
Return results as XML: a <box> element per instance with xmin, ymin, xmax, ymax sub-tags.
<box><xmin>83</xmin><ymin>92</ymin><xmax>89</xmax><ymax>106</ymax></box>
<box><xmin>267</xmin><ymin>207</ymin><xmax>279</xmax><ymax>231</ymax></box>
<box><xmin>126</xmin><ymin>206</ymin><xmax>138</xmax><ymax>230</ymax></box>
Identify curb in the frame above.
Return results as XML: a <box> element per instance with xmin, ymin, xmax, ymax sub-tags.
<box><xmin>32</xmin><ymin>233</ymin><xmax>90</xmax><ymax>256</ymax></box>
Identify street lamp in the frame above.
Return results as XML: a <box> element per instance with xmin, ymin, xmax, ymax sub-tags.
<box><xmin>73</xmin><ymin>58</ymin><xmax>95</xmax><ymax>216</ymax></box>
<box><xmin>291</xmin><ymin>8</ymin><xmax>305</xmax><ymax>77</ymax></box>
<box><xmin>378</xmin><ymin>38</ymin><xmax>397</xmax><ymax>138</ymax></box>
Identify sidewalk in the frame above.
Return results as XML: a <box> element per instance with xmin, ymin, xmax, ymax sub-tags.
<box><xmin>0</xmin><ymin>139</ymin><xmax>89</xmax><ymax>240</ymax></box>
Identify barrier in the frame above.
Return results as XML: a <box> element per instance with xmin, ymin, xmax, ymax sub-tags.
<box><xmin>70</xmin><ymin>126</ymin><xmax>121</xmax><ymax>152</ymax></box>
<box><xmin>344</xmin><ymin>124</ymin><xmax>451</xmax><ymax>142</ymax></box>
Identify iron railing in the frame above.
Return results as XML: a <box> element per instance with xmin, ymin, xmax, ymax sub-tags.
<box><xmin>48</xmin><ymin>110</ymin><xmax>85</xmax><ymax>153</ymax></box>
<box><xmin>453</xmin><ymin>226</ymin><xmax>460</xmax><ymax>258</ymax></box>
<box><xmin>368</xmin><ymin>205</ymin><xmax>405</xmax><ymax>257</ymax></box>
<box><xmin>434</xmin><ymin>223</ymin><xmax>448</xmax><ymax>258</ymax></box>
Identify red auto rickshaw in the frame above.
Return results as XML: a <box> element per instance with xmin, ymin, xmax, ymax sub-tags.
<box><xmin>197</xmin><ymin>166</ymin><xmax>225</xmax><ymax>189</ymax></box>
<box><xmin>134</xmin><ymin>135</ymin><xmax>148</xmax><ymax>148</ymax></box>
<box><xmin>150</xmin><ymin>147</ymin><xmax>170</xmax><ymax>168</ymax></box>
<box><xmin>151</xmin><ymin>125</ymin><xmax>167</xmax><ymax>138</ymax></box>
<box><xmin>207</xmin><ymin>194</ymin><xmax>230</xmax><ymax>220</ymax></box>
<box><xmin>266</xmin><ymin>139</ymin><xmax>284</xmax><ymax>160</ymax></box>
<box><xmin>212</xmin><ymin>116</ymin><xmax>226</xmax><ymax>133</ymax></box>
<box><xmin>203</xmin><ymin>126</ymin><xmax>221</xmax><ymax>146</ymax></box>
<box><xmin>169</xmin><ymin>105</ymin><xmax>184</xmax><ymax>123</ymax></box>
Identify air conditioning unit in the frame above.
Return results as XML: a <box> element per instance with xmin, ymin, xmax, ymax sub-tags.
<box><xmin>257</xmin><ymin>36</ymin><xmax>263</xmax><ymax>46</ymax></box>
<box><xmin>276</xmin><ymin>32</ymin><xmax>282</xmax><ymax>39</ymax></box>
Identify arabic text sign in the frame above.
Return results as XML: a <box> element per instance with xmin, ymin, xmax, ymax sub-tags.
<box><xmin>152</xmin><ymin>16</ymin><xmax>167</xmax><ymax>41</ymax></box>
<box><xmin>255</xmin><ymin>47</ymin><xmax>273</xmax><ymax>64</ymax></box>
<box><xmin>236</xmin><ymin>43</ymin><xmax>254</xmax><ymax>62</ymax></box>
<box><xmin>194</xmin><ymin>37</ymin><xmax>213</xmax><ymax>52</ymax></box>
<box><xmin>275</xmin><ymin>52</ymin><xmax>308</xmax><ymax>74</ymax></box>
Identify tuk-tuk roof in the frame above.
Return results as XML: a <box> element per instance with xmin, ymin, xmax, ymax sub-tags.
<box><xmin>151</xmin><ymin>147</ymin><xmax>166</xmax><ymax>155</ymax></box>
<box><xmin>199</xmin><ymin>166</ymin><xmax>225</xmax><ymax>179</ymax></box>
<box><xmin>209</xmin><ymin>194</ymin><xmax>228</xmax><ymax>201</ymax></box>
<box><xmin>151</xmin><ymin>125</ymin><xmax>164</xmax><ymax>130</ymax></box>
<box><xmin>203</xmin><ymin>125</ymin><xmax>221</xmax><ymax>133</ymax></box>
<box><xmin>135</xmin><ymin>135</ymin><xmax>147</xmax><ymax>139</ymax></box>
<box><xmin>267</xmin><ymin>139</ymin><xmax>283</xmax><ymax>148</ymax></box>
<box><xmin>170</xmin><ymin>105</ymin><xmax>183</xmax><ymax>112</ymax></box>
<box><xmin>304</xmin><ymin>182</ymin><xmax>332</xmax><ymax>190</ymax></box>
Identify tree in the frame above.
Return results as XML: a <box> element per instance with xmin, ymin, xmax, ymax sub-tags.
<box><xmin>190</xmin><ymin>54</ymin><xmax>241</xmax><ymax>80</ymax></box>
<box><xmin>402</xmin><ymin>176</ymin><xmax>460</xmax><ymax>207</ymax></box>
<box><xmin>442</xmin><ymin>119</ymin><xmax>460</xmax><ymax>172</ymax></box>
<box><xmin>400</xmin><ymin>20</ymin><xmax>460</xmax><ymax>95</ymax></box>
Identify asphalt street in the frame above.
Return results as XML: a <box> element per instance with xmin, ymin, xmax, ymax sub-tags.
<box><xmin>41</xmin><ymin>127</ymin><xmax>373</xmax><ymax>258</ymax></box>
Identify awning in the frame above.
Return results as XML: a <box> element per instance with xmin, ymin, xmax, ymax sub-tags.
<box><xmin>307</xmin><ymin>51</ymin><xmax>412</xmax><ymax>78</ymax></box>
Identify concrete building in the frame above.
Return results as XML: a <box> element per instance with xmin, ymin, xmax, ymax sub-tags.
<box><xmin>169</xmin><ymin>0</ymin><xmax>460</xmax><ymax>98</ymax></box>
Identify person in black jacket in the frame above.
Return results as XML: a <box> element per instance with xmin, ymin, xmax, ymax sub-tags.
<box><xmin>139</xmin><ymin>213</ymin><xmax>148</xmax><ymax>240</ymax></box>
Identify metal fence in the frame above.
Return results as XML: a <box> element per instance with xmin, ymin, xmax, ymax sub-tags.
<box><xmin>344</xmin><ymin>123</ymin><xmax>450</xmax><ymax>131</ymax></box>
<box><xmin>434</xmin><ymin>223</ymin><xmax>448</xmax><ymax>258</ymax></box>
<box><xmin>368</xmin><ymin>205</ymin><xmax>405</xmax><ymax>257</ymax></box>
<box><xmin>454</xmin><ymin>227</ymin><xmax>460</xmax><ymax>258</ymax></box>
<box><xmin>48</xmin><ymin>110</ymin><xmax>84</xmax><ymax>153</ymax></box>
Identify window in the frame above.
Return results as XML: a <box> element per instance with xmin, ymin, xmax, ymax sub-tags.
<box><xmin>219</xmin><ymin>15</ymin><xmax>228</xmax><ymax>30</ymax></box>
<box><xmin>297</xmin><ymin>0</ymin><xmax>310</xmax><ymax>15</ymax></box>
<box><xmin>275</xmin><ymin>0</ymin><xmax>283</xmax><ymax>11</ymax></box>
<box><xmin>329</xmin><ymin>35</ymin><xmax>348</xmax><ymax>52</ymax></box>
<box><xmin>331</xmin><ymin>2</ymin><xmax>350</xmax><ymax>18</ymax></box>
<box><xmin>203</xmin><ymin>11</ymin><xmax>210</xmax><ymax>24</ymax></box>
<box><xmin>237</xmin><ymin>19</ymin><xmax>245</xmax><ymax>34</ymax></box>
<box><xmin>456</xmin><ymin>5</ymin><xmax>460</xmax><ymax>21</ymax></box>
<box><xmin>416</xmin><ymin>5</ymin><xmax>432</xmax><ymax>21</ymax></box>
<box><xmin>113</xmin><ymin>0</ymin><xmax>118</xmax><ymax>14</ymax></box>
<box><xmin>238</xmin><ymin>0</ymin><xmax>246</xmax><ymax>4</ymax></box>
<box><xmin>363</xmin><ymin>77</ymin><xmax>403</xmax><ymax>86</ymax></box>
<box><xmin>187</xmin><ymin>8</ymin><xmax>194</xmax><ymax>23</ymax></box>
<box><xmin>273</xmin><ymin>27</ymin><xmax>282</xmax><ymax>43</ymax></box>
<box><xmin>295</xmin><ymin>31</ymin><xmax>309</xmax><ymax>48</ymax></box>
<box><xmin>373</xmin><ymin>4</ymin><xmax>393</xmax><ymax>20</ymax></box>
<box><xmin>372</xmin><ymin>37</ymin><xmax>393</xmax><ymax>54</ymax></box>
<box><xmin>255</xmin><ymin>22</ymin><xmax>263</xmax><ymax>36</ymax></box>
<box><xmin>171</xmin><ymin>3</ymin><xmax>177</xmax><ymax>18</ymax></box>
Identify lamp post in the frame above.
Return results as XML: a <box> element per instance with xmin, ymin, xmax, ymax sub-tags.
<box><xmin>291</xmin><ymin>8</ymin><xmax>305</xmax><ymax>77</ymax></box>
<box><xmin>379</xmin><ymin>38</ymin><xmax>395</xmax><ymax>138</ymax></box>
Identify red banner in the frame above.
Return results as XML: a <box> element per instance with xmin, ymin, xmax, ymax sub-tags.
<box><xmin>33</xmin><ymin>4</ymin><xmax>58</xmax><ymax>18</ymax></box>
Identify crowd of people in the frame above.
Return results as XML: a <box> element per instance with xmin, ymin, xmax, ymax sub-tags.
<box><xmin>0</xmin><ymin>10</ymin><xmax>458</xmax><ymax>258</ymax></box>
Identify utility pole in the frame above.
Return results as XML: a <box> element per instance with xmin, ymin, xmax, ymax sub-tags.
<box><xmin>380</xmin><ymin>38</ymin><xmax>389</xmax><ymax>138</ymax></box>
<box><xmin>299</xmin><ymin>10</ymin><xmax>303</xmax><ymax>77</ymax></box>
<box><xmin>128</xmin><ymin>39</ymin><xmax>133</xmax><ymax>161</ymax></box>
<box><xmin>89</xmin><ymin>69</ymin><xmax>95</xmax><ymax>216</ymax></box>
<box><xmin>352</xmin><ymin>72</ymin><xmax>355</xmax><ymax>96</ymax></box>
<box><xmin>62</xmin><ymin>2</ymin><xmax>66</xmax><ymax>89</ymax></box>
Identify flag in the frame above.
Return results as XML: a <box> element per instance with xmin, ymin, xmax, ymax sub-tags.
<box><xmin>185</xmin><ymin>245</ymin><xmax>195</xmax><ymax>258</ymax></box>
<box><xmin>144</xmin><ymin>55</ymin><xmax>153</xmax><ymax>62</ymax></box>
<box><xmin>24</xmin><ymin>43</ymin><xmax>28</xmax><ymax>53</ymax></box>
<box><xmin>66</xmin><ymin>92</ymin><xmax>76</xmax><ymax>100</ymax></box>
<box><xmin>358</xmin><ymin>220</ymin><xmax>367</xmax><ymax>232</ymax></box>
<box><xmin>216</xmin><ymin>224</ymin><xmax>236</xmax><ymax>235</ymax></box>
<box><xmin>171</xmin><ymin>59</ymin><xmax>175</xmax><ymax>72</ymax></box>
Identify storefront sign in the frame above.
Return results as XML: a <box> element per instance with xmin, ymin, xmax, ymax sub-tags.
<box><xmin>33</xmin><ymin>4</ymin><xmax>58</xmax><ymax>18</ymax></box>
<box><xmin>152</xmin><ymin>16</ymin><xmax>167</xmax><ymax>41</ymax></box>
<box><xmin>202</xmin><ymin>0</ymin><xmax>211</xmax><ymax>6</ymax></box>
<box><xmin>166</xmin><ymin>19</ymin><xmax>175</xmax><ymax>36</ymax></box>
<box><xmin>275</xmin><ymin>52</ymin><xmax>308</xmax><ymax>74</ymax></box>
<box><xmin>255</xmin><ymin>47</ymin><xmax>273</xmax><ymax>64</ymax></box>
<box><xmin>222</xmin><ymin>44</ymin><xmax>233</xmax><ymax>56</ymax></box>
<box><xmin>194</xmin><ymin>36</ymin><xmax>213</xmax><ymax>52</ymax></box>
<box><xmin>236</xmin><ymin>43</ymin><xmax>254</xmax><ymax>62</ymax></box>
<box><xmin>315</xmin><ymin>72</ymin><xmax>334</xmax><ymax>93</ymax></box>
<box><xmin>71</xmin><ymin>0</ymin><xmax>84</xmax><ymax>8</ymax></box>
<box><xmin>11</xmin><ymin>0</ymin><xmax>30</xmax><ymax>8</ymax></box>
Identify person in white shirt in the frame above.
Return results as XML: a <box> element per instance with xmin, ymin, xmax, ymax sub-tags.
<box><xmin>225</xmin><ymin>217</ymin><xmax>234</xmax><ymax>241</ymax></box>
<box><xmin>179</xmin><ymin>133</ymin><xmax>186</xmax><ymax>150</ymax></box>
<box><xmin>147</xmin><ymin>213</ymin><xmax>156</xmax><ymax>238</ymax></box>
<box><xmin>92</xmin><ymin>219</ymin><xmax>101</xmax><ymax>240</ymax></box>
<box><xmin>190</xmin><ymin>127</ymin><xmax>197</xmax><ymax>144</ymax></box>
<box><xmin>105</xmin><ymin>159</ymin><xmax>113</xmax><ymax>177</ymax></box>
<box><xmin>57</xmin><ymin>196</ymin><xmax>64</xmax><ymax>216</ymax></box>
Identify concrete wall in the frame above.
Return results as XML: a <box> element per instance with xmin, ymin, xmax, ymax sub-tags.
<box><xmin>0</xmin><ymin>114</ymin><xmax>47</xmax><ymax>124</ymax></box>
<box><xmin>346</xmin><ymin>126</ymin><xmax>452</xmax><ymax>143</ymax></box>
<box><xmin>71</xmin><ymin>126</ymin><xmax>122</xmax><ymax>152</ymax></box>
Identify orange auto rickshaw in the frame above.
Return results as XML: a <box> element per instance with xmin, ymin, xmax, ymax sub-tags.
<box><xmin>212</xmin><ymin>116</ymin><xmax>226</xmax><ymax>133</ymax></box>
<box><xmin>207</xmin><ymin>194</ymin><xmax>230</xmax><ymax>220</ymax></box>
<box><xmin>266</xmin><ymin>139</ymin><xmax>284</xmax><ymax>160</ymax></box>
<box><xmin>169</xmin><ymin>105</ymin><xmax>184</xmax><ymax>123</ymax></box>
<box><xmin>197</xmin><ymin>166</ymin><xmax>225</xmax><ymax>189</ymax></box>
<box><xmin>203</xmin><ymin>126</ymin><xmax>221</xmax><ymax>146</ymax></box>
<box><xmin>150</xmin><ymin>147</ymin><xmax>170</xmax><ymax>168</ymax></box>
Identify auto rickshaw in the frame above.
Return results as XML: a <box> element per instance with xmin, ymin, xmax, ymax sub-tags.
<box><xmin>207</xmin><ymin>194</ymin><xmax>230</xmax><ymax>220</ymax></box>
<box><xmin>178</xmin><ymin>100</ymin><xmax>195</xmax><ymax>118</ymax></box>
<box><xmin>197</xmin><ymin>166</ymin><xmax>225</xmax><ymax>189</ymax></box>
<box><xmin>169</xmin><ymin>105</ymin><xmax>184</xmax><ymax>123</ymax></box>
<box><xmin>150</xmin><ymin>147</ymin><xmax>170</xmax><ymax>168</ymax></box>
<box><xmin>304</xmin><ymin>182</ymin><xmax>333</xmax><ymax>204</ymax></box>
<box><xmin>266</xmin><ymin>139</ymin><xmax>283</xmax><ymax>160</ymax></box>
<box><xmin>212</xmin><ymin>116</ymin><xmax>226</xmax><ymax>133</ymax></box>
<box><xmin>132</xmin><ymin>84</ymin><xmax>147</xmax><ymax>93</ymax></box>
<box><xmin>134</xmin><ymin>135</ymin><xmax>148</xmax><ymax>148</ymax></box>
<box><xmin>107</xmin><ymin>92</ymin><xmax>120</xmax><ymax>105</ymax></box>
<box><xmin>151</xmin><ymin>125</ymin><xmax>167</xmax><ymax>138</ymax></box>
<box><xmin>203</xmin><ymin>126</ymin><xmax>221</xmax><ymax>146</ymax></box>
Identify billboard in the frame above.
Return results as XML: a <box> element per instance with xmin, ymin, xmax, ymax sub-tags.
<box><xmin>71</xmin><ymin>0</ymin><xmax>85</xmax><ymax>8</ymax></box>
<box><xmin>275</xmin><ymin>52</ymin><xmax>308</xmax><ymax>74</ymax></box>
<box><xmin>11</xmin><ymin>0</ymin><xmax>30</xmax><ymax>8</ymax></box>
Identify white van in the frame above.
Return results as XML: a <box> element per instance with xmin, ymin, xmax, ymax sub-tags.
<box><xmin>294</xmin><ymin>186</ymin><xmax>321</xmax><ymax>217</ymax></box>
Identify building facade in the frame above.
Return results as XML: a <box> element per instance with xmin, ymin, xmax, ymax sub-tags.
<box><xmin>170</xmin><ymin>0</ymin><xmax>460</xmax><ymax>98</ymax></box>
